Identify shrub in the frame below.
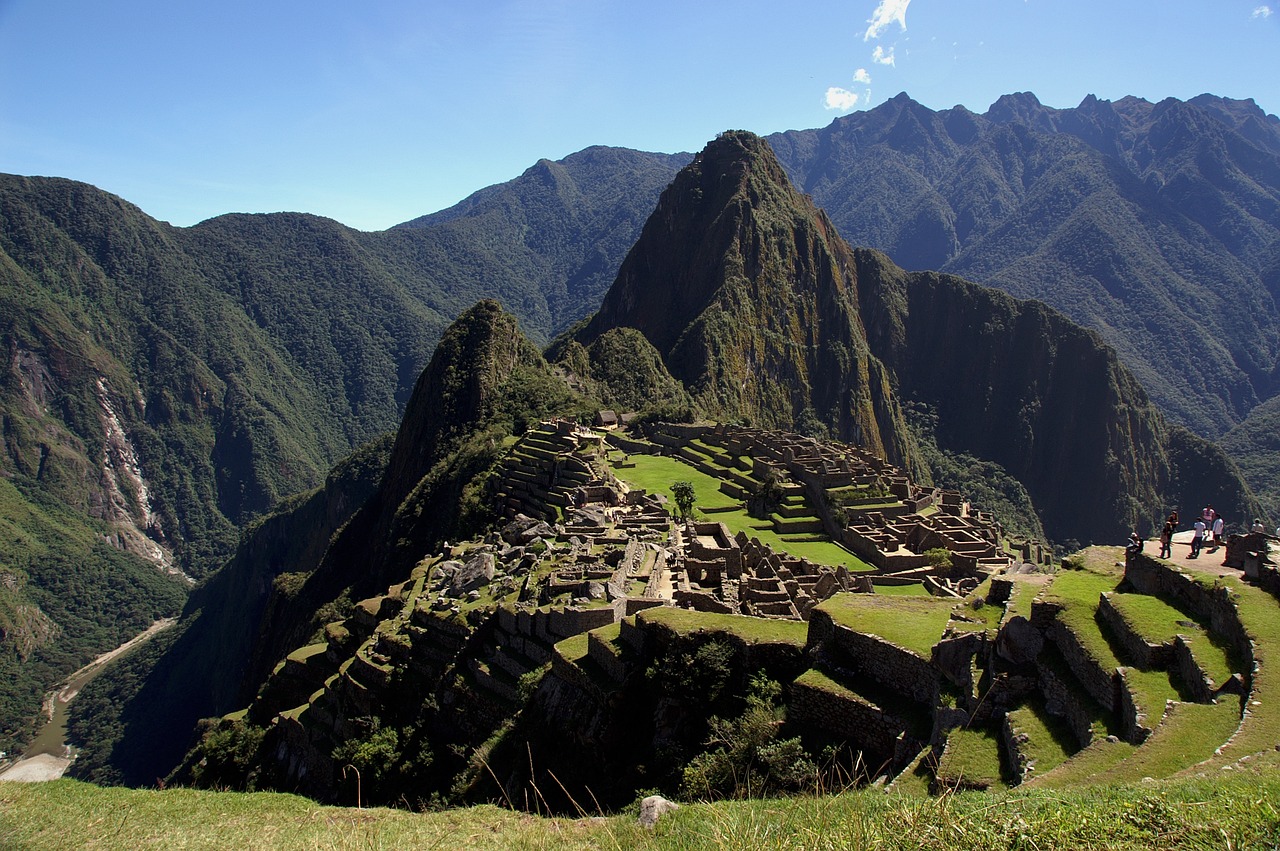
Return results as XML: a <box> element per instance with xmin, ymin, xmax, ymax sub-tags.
<box><xmin>679</xmin><ymin>672</ymin><xmax>817</xmax><ymax>800</ymax></box>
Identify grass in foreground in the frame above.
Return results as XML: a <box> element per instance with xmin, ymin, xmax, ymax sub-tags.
<box><xmin>5</xmin><ymin>774</ymin><xmax>1280</xmax><ymax>850</ymax></box>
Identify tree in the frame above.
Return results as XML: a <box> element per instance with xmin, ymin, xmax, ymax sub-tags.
<box><xmin>924</xmin><ymin>547</ymin><xmax>953</xmax><ymax>575</ymax></box>
<box><xmin>671</xmin><ymin>480</ymin><xmax>696</xmax><ymax>520</ymax></box>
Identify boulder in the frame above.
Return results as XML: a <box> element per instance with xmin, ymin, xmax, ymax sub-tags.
<box><xmin>638</xmin><ymin>795</ymin><xmax>680</xmax><ymax>828</ymax></box>
<box><xmin>995</xmin><ymin>616</ymin><xmax>1044</xmax><ymax>666</ymax></box>
<box><xmin>450</xmin><ymin>552</ymin><xmax>496</xmax><ymax>596</ymax></box>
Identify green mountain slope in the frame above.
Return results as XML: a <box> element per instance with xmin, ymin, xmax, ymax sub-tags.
<box><xmin>767</xmin><ymin>92</ymin><xmax>1280</xmax><ymax>439</ymax></box>
<box><xmin>579</xmin><ymin>130</ymin><xmax>1260</xmax><ymax>544</ymax></box>
<box><xmin>0</xmin><ymin>146</ymin><xmax>686</xmax><ymax>757</ymax></box>
<box><xmin>394</xmin><ymin>146</ymin><xmax>690</xmax><ymax>340</ymax></box>
<box><xmin>581</xmin><ymin>131</ymin><xmax>914</xmax><ymax>469</ymax></box>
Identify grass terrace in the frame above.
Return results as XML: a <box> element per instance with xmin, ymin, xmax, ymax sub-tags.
<box><xmin>1105</xmin><ymin>591</ymin><xmax>1238</xmax><ymax>688</ymax></box>
<box><xmin>1004</xmin><ymin>700</ymin><xmax>1074</xmax><ymax>778</ymax></box>
<box><xmin>816</xmin><ymin>593</ymin><xmax>955</xmax><ymax>658</ymax></box>
<box><xmin>1183</xmin><ymin>570</ymin><xmax>1280</xmax><ymax>769</ymax></box>
<box><xmin>609</xmin><ymin>452</ymin><xmax>873</xmax><ymax>571</ymax></box>
<box><xmin>636</xmin><ymin>606</ymin><xmax>809</xmax><ymax>647</ymax></box>
<box><xmin>872</xmin><ymin>581</ymin><xmax>931</xmax><ymax>597</ymax></box>
<box><xmin>1043</xmin><ymin>555</ymin><xmax>1180</xmax><ymax>713</ymax></box>
<box><xmin>1027</xmin><ymin>737</ymin><xmax>1135</xmax><ymax>788</ymax></box>
<box><xmin>1004</xmin><ymin>575</ymin><xmax>1045</xmax><ymax>623</ymax></box>
<box><xmin>1108</xmin><ymin>699</ymin><xmax>1242</xmax><ymax>782</ymax></box>
<box><xmin>936</xmin><ymin>727</ymin><xmax>1008</xmax><ymax>789</ymax></box>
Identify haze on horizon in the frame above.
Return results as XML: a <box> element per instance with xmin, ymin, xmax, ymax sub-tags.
<box><xmin>1</xmin><ymin>0</ymin><xmax>1276</xmax><ymax>231</ymax></box>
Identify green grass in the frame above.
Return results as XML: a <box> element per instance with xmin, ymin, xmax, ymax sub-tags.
<box><xmin>816</xmin><ymin>594</ymin><xmax>955</xmax><ymax>658</ymax></box>
<box><xmin>610</xmin><ymin>452</ymin><xmax>873</xmax><ymax>571</ymax></box>
<box><xmin>1004</xmin><ymin>577</ymin><xmax>1042</xmax><ymax>622</ymax></box>
<box><xmin>1005</xmin><ymin>701</ymin><xmax>1075</xmax><ymax>778</ymax></box>
<box><xmin>284</xmin><ymin>643</ymin><xmax>328</xmax><ymax>664</ymax></box>
<box><xmin>936</xmin><ymin>727</ymin><xmax>1008</xmax><ymax>789</ymax></box>
<box><xmin>1028</xmin><ymin>738</ymin><xmax>1137</xmax><ymax>788</ymax></box>
<box><xmin>1106</xmin><ymin>592</ymin><xmax>1237</xmax><ymax>687</ymax></box>
<box><xmin>872</xmin><ymin>582</ymin><xmax>931</xmax><ymax>597</ymax></box>
<box><xmin>1106</xmin><ymin>699</ymin><xmax>1242</xmax><ymax>782</ymax></box>
<box><xmin>553</xmin><ymin>633</ymin><xmax>590</xmax><ymax>665</ymax></box>
<box><xmin>7</xmin><ymin>774</ymin><xmax>1280</xmax><ymax>850</ymax></box>
<box><xmin>609</xmin><ymin>452</ymin><xmax>740</xmax><ymax>510</ymax></box>
<box><xmin>637</xmin><ymin>606</ymin><xmax>809</xmax><ymax>647</ymax></box>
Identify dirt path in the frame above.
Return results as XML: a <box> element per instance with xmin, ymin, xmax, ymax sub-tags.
<box><xmin>0</xmin><ymin>617</ymin><xmax>176</xmax><ymax>783</ymax></box>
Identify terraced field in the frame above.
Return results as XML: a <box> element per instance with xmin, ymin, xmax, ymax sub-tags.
<box><xmin>608</xmin><ymin>450</ymin><xmax>873</xmax><ymax>571</ymax></box>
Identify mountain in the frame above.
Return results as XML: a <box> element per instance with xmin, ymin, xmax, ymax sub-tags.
<box><xmin>0</xmin><ymin>177</ymin><xmax>459</xmax><ymax>750</ymax></box>
<box><xmin>766</xmin><ymin>92</ymin><xmax>1280</xmax><ymax>441</ymax></box>
<box><xmin>68</xmin><ymin>300</ymin><xmax>590</xmax><ymax>785</ymax></box>
<box><xmin>89</xmin><ymin>130</ymin><xmax>1261</xmax><ymax>802</ymax></box>
<box><xmin>580</xmin><ymin>131</ymin><xmax>914</xmax><ymax>469</ymax></box>
<box><xmin>6</xmin><ymin>89</ymin><xmax>1276</xmax><ymax>765</ymax></box>
<box><xmin>575</xmin><ymin>130</ymin><xmax>1259</xmax><ymax>546</ymax></box>
<box><xmin>0</xmin><ymin>152</ymin><xmax>682</xmax><ymax>753</ymax></box>
<box><xmin>393</xmin><ymin>146</ymin><xmax>691</xmax><ymax>340</ymax></box>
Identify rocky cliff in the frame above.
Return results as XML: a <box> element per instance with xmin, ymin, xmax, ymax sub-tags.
<box><xmin>579</xmin><ymin>130</ymin><xmax>1259</xmax><ymax>543</ymax></box>
<box><xmin>581</xmin><ymin>131</ymin><xmax>914</xmax><ymax>470</ymax></box>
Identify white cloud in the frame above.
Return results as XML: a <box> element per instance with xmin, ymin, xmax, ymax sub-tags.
<box><xmin>1253</xmin><ymin>5</ymin><xmax>1273</xmax><ymax>18</ymax></box>
<box><xmin>864</xmin><ymin>0</ymin><xmax>911</xmax><ymax>40</ymax></box>
<box><xmin>853</xmin><ymin>68</ymin><xmax>872</xmax><ymax>84</ymax></box>
<box><xmin>825</xmin><ymin>87</ymin><xmax>861</xmax><ymax>110</ymax></box>
<box><xmin>872</xmin><ymin>45</ymin><xmax>896</xmax><ymax>66</ymax></box>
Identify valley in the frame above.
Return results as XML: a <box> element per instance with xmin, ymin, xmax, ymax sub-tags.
<box><xmin>1</xmin><ymin>93</ymin><xmax>1278</xmax><ymax>841</ymax></box>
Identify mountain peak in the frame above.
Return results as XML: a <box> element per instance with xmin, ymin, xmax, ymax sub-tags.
<box><xmin>581</xmin><ymin>132</ymin><xmax>913</xmax><ymax>466</ymax></box>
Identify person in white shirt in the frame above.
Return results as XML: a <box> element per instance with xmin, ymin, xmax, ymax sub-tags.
<box><xmin>1190</xmin><ymin>519</ymin><xmax>1206</xmax><ymax>558</ymax></box>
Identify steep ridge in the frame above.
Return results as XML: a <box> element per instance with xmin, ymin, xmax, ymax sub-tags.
<box><xmin>767</xmin><ymin>92</ymin><xmax>1280</xmax><ymax>439</ymax></box>
<box><xmin>580</xmin><ymin>131</ymin><xmax>914</xmax><ymax>470</ymax></box>
<box><xmin>578</xmin><ymin>130</ymin><xmax>1260</xmax><ymax>544</ymax></box>
<box><xmin>240</xmin><ymin>299</ymin><xmax>574</xmax><ymax>696</ymax></box>
<box><xmin>73</xmin><ymin>301</ymin><xmax>588</xmax><ymax>784</ymax></box>
<box><xmin>393</xmin><ymin>146</ymin><xmax>691</xmax><ymax>338</ymax></box>
<box><xmin>65</xmin><ymin>437</ymin><xmax>391</xmax><ymax>786</ymax></box>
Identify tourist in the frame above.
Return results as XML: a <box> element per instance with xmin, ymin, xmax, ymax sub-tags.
<box><xmin>1202</xmin><ymin>505</ymin><xmax>1215</xmax><ymax>529</ymax></box>
<box><xmin>1159</xmin><ymin>517</ymin><xmax>1174</xmax><ymax>558</ymax></box>
<box><xmin>1253</xmin><ymin>518</ymin><xmax>1267</xmax><ymax>534</ymax></box>
<box><xmin>1169</xmin><ymin>510</ymin><xmax>1180</xmax><ymax>529</ymax></box>
<box><xmin>1189</xmin><ymin>518</ymin><xmax>1206</xmax><ymax>558</ymax></box>
<box><xmin>1127</xmin><ymin>531</ymin><xmax>1143</xmax><ymax>556</ymax></box>
<box><xmin>1212</xmin><ymin>515</ymin><xmax>1225</xmax><ymax>546</ymax></box>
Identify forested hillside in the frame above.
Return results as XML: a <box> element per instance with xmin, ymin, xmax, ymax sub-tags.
<box><xmin>4</xmin><ymin>89</ymin><xmax>1277</xmax><ymax>763</ymax></box>
<box><xmin>0</xmin><ymin>150</ymin><xmax>681</xmax><ymax>753</ymax></box>
<box><xmin>767</xmin><ymin>92</ymin><xmax>1280</xmax><ymax>441</ymax></box>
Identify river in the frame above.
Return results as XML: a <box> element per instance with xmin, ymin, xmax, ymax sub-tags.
<box><xmin>0</xmin><ymin>617</ymin><xmax>176</xmax><ymax>782</ymax></box>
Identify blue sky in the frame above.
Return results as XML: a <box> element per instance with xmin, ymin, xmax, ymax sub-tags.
<box><xmin>2</xmin><ymin>0</ymin><xmax>1276</xmax><ymax>231</ymax></box>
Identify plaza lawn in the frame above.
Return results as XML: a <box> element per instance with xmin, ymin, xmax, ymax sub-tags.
<box><xmin>872</xmin><ymin>581</ymin><xmax>931</xmax><ymax>596</ymax></box>
<box><xmin>610</xmin><ymin>452</ymin><xmax>873</xmax><ymax>571</ymax></box>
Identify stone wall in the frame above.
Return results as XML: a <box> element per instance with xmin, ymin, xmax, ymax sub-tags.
<box><xmin>1036</xmin><ymin>601</ymin><xmax>1117</xmax><ymax>712</ymax></box>
<box><xmin>587</xmin><ymin>631</ymin><xmax>629</xmax><ymax>684</ymax></box>
<box><xmin>788</xmin><ymin>670</ymin><xmax>910</xmax><ymax>756</ymax></box>
<box><xmin>1096</xmin><ymin>592</ymin><xmax>1174</xmax><ymax>670</ymax></box>
<box><xmin>1037</xmin><ymin>663</ymin><xmax>1097</xmax><ymax>750</ymax></box>
<box><xmin>807</xmin><ymin>607</ymin><xmax>939</xmax><ymax>705</ymax></box>
<box><xmin>1123</xmin><ymin>555</ymin><xmax>1252</xmax><ymax>669</ymax></box>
